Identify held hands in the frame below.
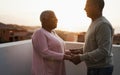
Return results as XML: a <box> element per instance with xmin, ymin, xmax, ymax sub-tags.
<box><xmin>70</xmin><ymin>48</ymin><xmax>83</xmax><ymax>54</ymax></box>
<box><xmin>70</xmin><ymin>54</ymin><xmax>81</xmax><ymax>65</ymax></box>
<box><xmin>64</xmin><ymin>48</ymin><xmax>83</xmax><ymax>65</ymax></box>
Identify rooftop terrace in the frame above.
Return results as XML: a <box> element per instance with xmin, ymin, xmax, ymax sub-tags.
<box><xmin>0</xmin><ymin>40</ymin><xmax>120</xmax><ymax>75</ymax></box>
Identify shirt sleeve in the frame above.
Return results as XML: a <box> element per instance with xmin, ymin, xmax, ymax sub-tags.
<box><xmin>80</xmin><ymin>23</ymin><xmax>113</xmax><ymax>63</ymax></box>
<box><xmin>32</xmin><ymin>30</ymin><xmax>64</xmax><ymax>61</ymax></box>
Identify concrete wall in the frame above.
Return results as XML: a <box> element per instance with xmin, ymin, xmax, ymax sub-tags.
<box><xmin>0</xmin><ymin>40</ymin><xmax>120</xmax><ymax>75</ymax></box>
<box><xmin>112</xmin><ymin>45</ymin><xmax>120</xmax><ymax>75</ymax></box>
<box><xmin>0</xmin><ymin>40</ymin><xmax>32</xmax><ymax>75</ymax></box>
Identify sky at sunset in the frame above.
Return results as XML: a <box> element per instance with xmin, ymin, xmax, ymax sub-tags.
<box><xmin>0</xmin><ymin>0</ymin><xmax>120</xmax><ymax>33</ymax></box>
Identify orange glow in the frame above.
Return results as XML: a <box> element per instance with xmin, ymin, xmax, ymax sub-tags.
<box><xmin>0</xmin><ymin>0</ymin><xmax>120</xmax><ymax>33</ymax></box>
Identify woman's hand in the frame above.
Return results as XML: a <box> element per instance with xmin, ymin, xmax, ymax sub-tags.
<box><xmin>69</xmin><ymin>48</ymin><xmax>83</xmax><ymax>54</ymax></box>
<box><xmin>63</xmin><ymin>54</ymin><xmax>72</xmax><ymax>60</ymax></box>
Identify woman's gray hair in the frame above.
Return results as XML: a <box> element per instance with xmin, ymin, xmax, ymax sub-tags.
<box><xmin>40</xmin><ymin>10</ymin><xmax>54</xmax><ymax>22</ymax></box>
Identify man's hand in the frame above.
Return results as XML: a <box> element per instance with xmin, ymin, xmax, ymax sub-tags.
<box><xmin>64</xmin><ymin>50</ymin><xmax>82</xmax><ymax>65</ymax></box>
<box><xmin>70</xmin><ymin>54</ymin><xmax>81</xmax><ymax>65</ymax></box>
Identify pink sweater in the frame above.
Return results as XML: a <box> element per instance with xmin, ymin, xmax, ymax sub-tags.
<box><xmin>32</xmin><ymin>28</ymin><xmax>66</xmax><ymax>75</ymax></box>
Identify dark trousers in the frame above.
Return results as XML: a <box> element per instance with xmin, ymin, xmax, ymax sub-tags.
<box><xmin>87</xmin><ymin>66</ymin><xmax>113</xmax><ymax>75</ymax></box>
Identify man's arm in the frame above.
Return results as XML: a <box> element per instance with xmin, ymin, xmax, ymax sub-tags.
<box><xmin>80</xmin><ymin>23</ymin><xmax>113</xmax><ymax>63</ymax></box>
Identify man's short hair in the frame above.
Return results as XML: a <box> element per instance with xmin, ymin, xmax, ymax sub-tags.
<box><xmin>90</xmin><ymin>0</ymin><xmax>105</xmax><ymax>11</ymax></box>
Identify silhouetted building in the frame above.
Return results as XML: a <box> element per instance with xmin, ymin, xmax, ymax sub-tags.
<box><xmin>0</xmin><ymin>22</ymin><xmax>31</xmax><ymax>43</ymax></box>
<box><xmin>77</xmin><ymin>32</ymin><xmax>86</xmax><ymax>42</ymax></box>
<box><xmin>113</xmin><ymin>34</ymin><xmax>120</xmax><ymax>45</ymax></box>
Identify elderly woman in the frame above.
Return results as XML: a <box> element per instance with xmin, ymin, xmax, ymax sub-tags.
<box><xmin>32</xmin><ymin>10</ymin><xmax>71</xmax><ymax>75</ymax></box>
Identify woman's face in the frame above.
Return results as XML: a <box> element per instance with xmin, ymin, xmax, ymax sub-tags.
<box><xmin>48</xmin><ymin>14</ymin><xmax>58</xmax><ymax>29</ymax></box>
<box><xmin>43</xmin><ymin>12</ymin><xmax>58</xmax><ymax>30</ymax></box>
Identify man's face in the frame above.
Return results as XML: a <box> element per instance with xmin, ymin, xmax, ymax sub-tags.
<box><xmin>84</xmin><ymin>0</ymin><xmax>96</xmax><ymax>18</ymax></box>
